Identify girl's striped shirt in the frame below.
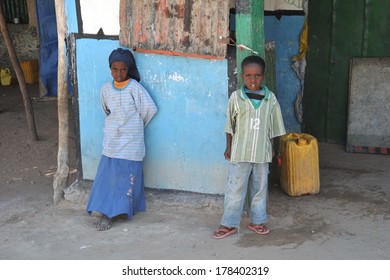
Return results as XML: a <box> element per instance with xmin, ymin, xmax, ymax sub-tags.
<box><xmin>100</xmin><ymin>80</ymin><xmax>157</xmax><ymax>161</ymax></box>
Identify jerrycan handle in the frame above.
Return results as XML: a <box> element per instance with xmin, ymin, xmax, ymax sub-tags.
<box><xmin>276</xmin><ymin>155</ymin><xmax>282</xmax><ymax>167</ymax></box>
<box><xmin>1</xmin><ymin>68</ymin><xmax>11</xmax><ymax>75</ymax></box>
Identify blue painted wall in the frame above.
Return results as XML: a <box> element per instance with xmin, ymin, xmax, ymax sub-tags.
<box><xmin>76</xmin><ymin>38</ymin><xmax>229</xmax><ymax>194</ymax></box>
<box><xmin>264</xmin><ymin>15</ymin><xmax>305</xmax><ymax>133</ymax></box>
<box><xmin>137</xmin><ymin>54</ymin><xmax>229</xmax><ymax>194</ymax></box>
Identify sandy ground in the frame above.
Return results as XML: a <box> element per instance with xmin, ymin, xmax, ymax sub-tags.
<box><xmin>0</xmin><ymin>84</ymin><xmax>390</xmax><ymax>260</ymax></box>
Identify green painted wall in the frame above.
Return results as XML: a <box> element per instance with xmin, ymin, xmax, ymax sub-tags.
<box><xmin>304</xmin><ymin>0</ymin><xmax>390</xmax><ymax>143</ymax></box>
<box><xmin>235</xmin><ymin>0</ymin><xmax>264</xmax><ymax>87</ymax></box>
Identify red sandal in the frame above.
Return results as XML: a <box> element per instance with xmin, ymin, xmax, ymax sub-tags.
<box><xmin>212</xmin><ymin>226</ymin><xmax>237</xmax><ymax>239</ymax></box>
<box><xmin>247</xmin><ymin>223</ymin><xmax>270</xmax><ymax>235</ymax></box>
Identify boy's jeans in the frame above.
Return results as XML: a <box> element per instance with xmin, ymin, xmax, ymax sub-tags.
<box><xmin>221</xmin><ymin>162</ymin><xmax>269</xmax><ymax>228</ymax></box>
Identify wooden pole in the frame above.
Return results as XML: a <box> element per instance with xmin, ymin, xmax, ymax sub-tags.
<box><xmin>53</xmin><ymin>0</ymin><xmax>69</xmax><ymax>204</ymax></box>
<box><xmin>0</xmin><ymin>4</ymin><xmax>38</xmax><ymax>141</ymax></box>
<box><xmin>235</xmin><ymin>0</ymin><xmax>265</xmax><ymax>87</ymax></box>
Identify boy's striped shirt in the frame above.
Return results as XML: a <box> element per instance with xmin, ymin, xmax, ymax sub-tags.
<box><xmin>225</xmin><ymin>86</ymin><xmax>286</xmax><ymax>163</ymax></box>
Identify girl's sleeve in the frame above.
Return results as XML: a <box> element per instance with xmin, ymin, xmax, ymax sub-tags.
<box><xmin>136</xmin><ymin>85</ymin><xmax>157</xmax><ymax>126</ymax></box>
<box><xmin>100</xmin><ymin>88</ymin><xmax>110</xmax><ymax>116</ymax></box>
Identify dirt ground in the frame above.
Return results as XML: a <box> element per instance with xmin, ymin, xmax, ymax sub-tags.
<box><xmin>0</xmin><ymin>84</ymin><xmax>390</xmax><ymax>260</ymax></box>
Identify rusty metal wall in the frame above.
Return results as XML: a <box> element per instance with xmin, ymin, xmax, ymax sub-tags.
<box><xmin>119</xmin><ymin>0</ymin><xmax>229</xmax><ymax>58</ymax></box>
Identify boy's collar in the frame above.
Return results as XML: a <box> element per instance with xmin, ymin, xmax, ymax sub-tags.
<box><xmin>240</xmin><ymin>85</ymin><xmax>270</xmax><ymax>100</ymax></box>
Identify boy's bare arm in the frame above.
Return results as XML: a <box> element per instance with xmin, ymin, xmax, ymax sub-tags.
<box><xmin>224</xmin><ymin>133</ymin><xmax>233</xmax><ymax>160</ymax></box>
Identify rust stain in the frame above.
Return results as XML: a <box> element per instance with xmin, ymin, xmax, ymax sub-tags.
<box><xmin>176</xmin><ymin>0</ymin><xmax>184</xmax><ymax>18</ymax></box>
<box><xmin>155</xmin><ymin>0</ymin><xmax>173</xmax><ymax>17</ymax></box>
<box><xmin>183</xmin><ymin>0</ymin><xmax>192</xmax><ymax>33</ymax></box>
<box><xmin>155</xmin><ymin>0</ymin><xmax>170</xmax><ymax>44</ymax></box>
<box><xmin>134</xmin><ymin>15</ymin><xmax>148</xmax><ymax>44</ymax></box>
<box><xmin>119</xmin><ymin>0</ymin><xmax>128</xmax><ymax>46</ymax></box>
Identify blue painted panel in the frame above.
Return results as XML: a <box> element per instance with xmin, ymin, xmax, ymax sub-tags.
<box><xmin>76</xmin><ymin>39</ymin><xmax>121</xmax><ymax>179</ymax></box>
<box><xmin>76</xmin><ymin>38</ymin><xmax>229</xmax><ymax>194</ymax></box>
<box><xmin>65</xmin><ymin>0</ymin><xmax>78</xmax><ymax>33</ymax></box>
<box><xmin>264</xmin><ymin>16</ymin><xmax>305</xmax><ymax>133</ymax></box>
<box><xmin>136</xmin><ymin>54</ymin><xmax>229</xmax><ymax>194</ymax></box>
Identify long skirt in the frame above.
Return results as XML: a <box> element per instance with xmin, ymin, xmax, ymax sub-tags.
<box><xmin>86</xmin><ymin>155</ymin><xmax>146</xmax><ymax>219</ymax></box>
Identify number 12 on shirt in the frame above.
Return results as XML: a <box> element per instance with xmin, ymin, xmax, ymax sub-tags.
<box><xmin>250</xmin><ymin>118</ymin><xmax>260</xmax><ymax>130</ymax></box>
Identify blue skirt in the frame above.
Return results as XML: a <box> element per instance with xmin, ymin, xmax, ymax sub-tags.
<box><xmin>86</xmin><ymin>155</ymin><xmax>146</xmax><ymax>219</ymax></box>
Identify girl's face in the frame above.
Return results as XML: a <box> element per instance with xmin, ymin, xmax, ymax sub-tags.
<box><xmin>110</xmin><ymin>61</ymin><xmax>129</xmax><ymax>82</ymax></box>
<box><xmin>241</xmin><ymin>63</ymin><xmax>265</xmax><ymax>91</ymax></box>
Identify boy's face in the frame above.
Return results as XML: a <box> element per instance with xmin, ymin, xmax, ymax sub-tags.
<box><xmin>241</xmin><ymin>63</ymin><xmax>264</xmax><ymax>91</ymax></box>
<box><xmin>110</xmin><ymin>61</ymin><xmax>129</xmax><ymax>82</ymax></box>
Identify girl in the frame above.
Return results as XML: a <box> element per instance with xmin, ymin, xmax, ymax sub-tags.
<box><xmin>86</xmin><ymin>48</ymin><xmax>157</xmax><ymax>231</ymax></box>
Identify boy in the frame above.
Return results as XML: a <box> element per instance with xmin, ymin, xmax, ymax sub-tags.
<box><xmin>212</xmin><ymin>55</ymin><xmax>286</xmax><ymax>239</ymax></box>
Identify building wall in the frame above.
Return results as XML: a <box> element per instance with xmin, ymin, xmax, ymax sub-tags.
<box><xmin>264</xmin><ymin>15</ymin><xmax>305</xmax><ymax>133</ymax></box>
<box><xmin>70</xmin><ymin>1</ymin><xmax>230</xmax><ymax>194</ymax></box>
<box><xmin>0</xmin><ymin>0</ymin><xmax>38</xmax><ymax>74</ymax></box>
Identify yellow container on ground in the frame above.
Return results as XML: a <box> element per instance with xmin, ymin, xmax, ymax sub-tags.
<box><xmin>279</xmin><ymin>133</ymin><xmax>320</xmax><ymax>196</ymax></box>
<box><xmin>1</xmin><ymin>68</ymin><xmax>12</xmax><ymax>86</ymax></box>
<box><xmin>21</xmin><ymin>59</ymin><xmax>39</xmax><ymax>84</ymax></box>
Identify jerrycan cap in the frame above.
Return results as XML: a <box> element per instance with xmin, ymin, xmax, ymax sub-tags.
<box><xmin>297</xmin><ymin>138</ymin><xmax>307</xmax><ymax>146</ymax></box>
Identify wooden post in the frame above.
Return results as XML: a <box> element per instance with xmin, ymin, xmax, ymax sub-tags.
<box><xmin>235</xmin><ymin>0</ymin><xmax>265</xmax><ymax>87</ymax></box>
<box><xmin>53</xmin><ymin>0</ymin><xmax>69</xmax><ymax>204</ymax></box>
<box><xmin>0</xmin><ymin>5</ymin><xmax>38</xmax><ymax>141</ymax></box>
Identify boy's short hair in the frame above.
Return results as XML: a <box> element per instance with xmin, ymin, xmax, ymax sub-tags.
<box><xmin>241</xmin><ymin>55</ymin><xmax>266</xmax><ymax>73</ymax></box>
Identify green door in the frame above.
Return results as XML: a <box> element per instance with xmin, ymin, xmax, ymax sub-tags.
<box><xmin>304</xmin><ymin>0</ymin><xmax>390</xmax><ymax>143</ymax></box>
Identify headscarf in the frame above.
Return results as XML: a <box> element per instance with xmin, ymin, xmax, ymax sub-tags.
<box><xmin>109</xmin><ymin>48</ymin><xmax>141</xmax><ymax>82</ymax></box>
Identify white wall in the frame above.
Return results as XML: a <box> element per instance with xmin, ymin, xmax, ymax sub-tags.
<box><xmin>80</xmin><ymin>0</ymin><xmax>120</xmax><ymax>35</ymax></box>
<box><xmin>264</xmin><ymin>0</ymin><xmax>305</xmax><ymax>11</ymax></box>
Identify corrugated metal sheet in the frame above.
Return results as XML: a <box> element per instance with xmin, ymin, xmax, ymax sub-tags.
<box><xmin>304</xmin><ymin>0</ymin><xmax>390</xmax><ymax>143</ymax></box>
<box><xmin>119</xmin><ymin>0</ymin><xmax>229</xmax><ymax>58</ymax></box>
<box><xmin>1</xmin><ymin>0</ymin><xmax>29</xmax><ymax>24</ymax></box>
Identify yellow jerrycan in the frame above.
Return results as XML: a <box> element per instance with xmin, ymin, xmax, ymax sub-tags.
<box><xmin>1</xmin><ymin>68</ymin><xmax>12</xmax><ymax>86</ymax></box>
<box><xmin>278</xmin><ymin>133</ymin><xmax>320</xmax><ymax>196</ymax></box>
